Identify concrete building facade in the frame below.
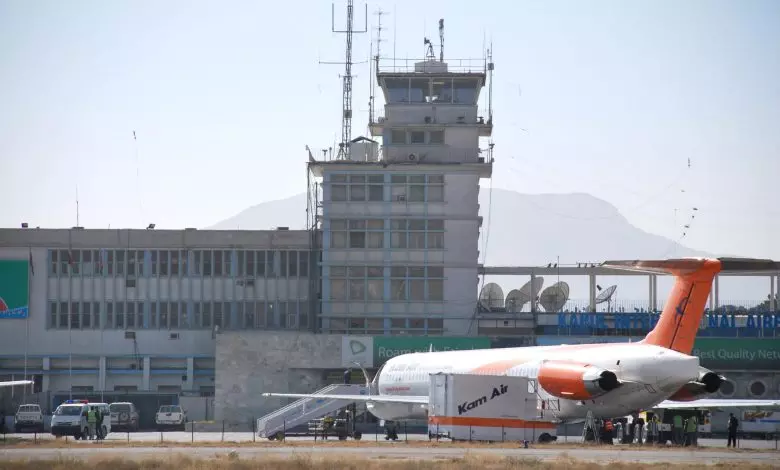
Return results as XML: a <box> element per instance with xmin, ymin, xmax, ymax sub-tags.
<box><xmin>0</xmin><ymin>227</ymin><xmax>313</xmax><ymax>397</ymax></box>
<box><xmin>309</xmin><ymin>56</ymin><xmax>494</xmax><ymax>336</ymax></box>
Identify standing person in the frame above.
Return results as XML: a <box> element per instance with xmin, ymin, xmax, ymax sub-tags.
<box><xmin>87</xmin><ymin>406</ymin><xmax>97</xmax><ymax>440</ymax></box>
<box><xmin>95</xmin><ymin>407</ymin><xmax>103</xmax><ymax>440</ymax></box>
<box><xmin>635</xmin><ymin>414</ymin><xmax>645</xmax><ymax>444</ymax></box>
<box><xmin>727</xmin><ymin>413</ymin><xmax>739</xmax><ymax>448</ymax></box>
<box><xmin>647</xmin><ymin>415</ymin><xmax>659</xmax><ymax>445</ymax></box>
<box><xmin>673</xmin><ymin>414</ymin><xmax>683</xmax><ymax>445</ymax></box>
<box><xmin>684</xmin><ymin>414</ymin><xmax>698</xmax><ymax>447</ymax></box>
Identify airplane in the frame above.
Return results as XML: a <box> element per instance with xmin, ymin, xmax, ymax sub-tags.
<box><xmin>262</xmin><ymin>257</ymin><xmax>780</xmax><ymax>424</ymax></box>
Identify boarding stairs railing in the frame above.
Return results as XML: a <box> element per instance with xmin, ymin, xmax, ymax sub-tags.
<box><xmin>256</xmin><ymin>384</ymin><xmax>368</xmax><ymax>439</ymax></box>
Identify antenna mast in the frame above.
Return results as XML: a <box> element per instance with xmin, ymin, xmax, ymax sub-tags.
<box><xmin>439</xmin><ymin>19</ymin><xmax>444</xmax><ymax>62</ymax></box>
<box><xmin>328</xmin><ymin>1</ymin><xmax>368</xmax><ymax>160</ymax></box>
<box><xmin>370</xmin><ymin>8</ymin><xmax>386</xmax><ymax>125</ymax></box>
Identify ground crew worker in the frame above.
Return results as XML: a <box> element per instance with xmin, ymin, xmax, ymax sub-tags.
<box><xmin>672</xmin><ymin>414</ymin><xmax>683</xmax><ymax>445</ymax></box>
<box><xmin>95</xmin><ymin>407</ymin><xmax>103</xmax><ymax>440</ymax></box>
<box><xmin>634</xmin><ymin>414</ymin><xmax>645</xmax><ymax>444</ymax></box>
<box><xmin>727</xmin><ymin>413</ymin><xmax>739</xmax><ymax>448</ymax></box>
<box><xmin>684</xmin><ymin>414</ymin><xmax>698</xmax><ymax>447</ymax></box>
<box><xmin>647</xmin><ymin>415</ymin><xmax>659</xmax><ymax>444</ymax></box>
<box><xmin>87</xmin><ymin>406</ymin><xmax>97</xmax><ymax>440</ymax></box>
<box><xmin>322</xmin><ymin>415</ymin><xmax>334</xmax><ymax>440</ymax></box>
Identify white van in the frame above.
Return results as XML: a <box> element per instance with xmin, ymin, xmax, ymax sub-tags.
<box><xmin>50</xmin><ymin>400</ymin><xmax>111</xmax><ymax>440</ymax></box>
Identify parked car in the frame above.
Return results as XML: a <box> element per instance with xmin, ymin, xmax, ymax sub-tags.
<box><xmin>109</xmin><ymin>402</ymin><xmax>140</xmax><ymax>431</ymax></box>
<box><xmin>154</xmin><ymin>405</ymin><xmax>187</xmax><ymax>431</ymax></box>
<box><xmin>14</xmin><ymin>404</ymin><xmax>44</xmax><ymax>433</ymax></box>
<box><xmin>50</xmin><ymin>400</ymin><xmax>111</xmax><ymax>440</ymax></box>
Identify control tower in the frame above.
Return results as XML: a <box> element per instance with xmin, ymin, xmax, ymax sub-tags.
<box><xmin>306</xmin><ymin>22</ymin><xmax>494</xmax><ymax>337</ymax></box>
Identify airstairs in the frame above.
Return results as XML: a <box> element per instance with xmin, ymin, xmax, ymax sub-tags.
<box><xmin>257</xmin><ymin>384</ymin><xmax>368</xmax><ymax>439</ymax></box>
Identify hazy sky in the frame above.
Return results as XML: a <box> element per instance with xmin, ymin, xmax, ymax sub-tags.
<box><xmin>2</xmin><ymin>0</ymin><xmax>779</xmax><ymax>259</ymax></box>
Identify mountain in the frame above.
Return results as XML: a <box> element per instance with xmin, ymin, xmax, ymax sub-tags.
<box><xmin>208</xmin><ymin>189</ymin><xmax>765</xmax><ymax>304</ymax></box>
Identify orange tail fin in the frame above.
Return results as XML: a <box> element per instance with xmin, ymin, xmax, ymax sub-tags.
<box><xmin>601</xmin><ymin>258</ymin><xmax>780</xmax><ymax>355</ymax></box>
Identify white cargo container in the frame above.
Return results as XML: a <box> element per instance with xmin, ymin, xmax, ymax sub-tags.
<box><xmin>427</xmin><ymin>373</ymin><xmax>558</xmax><ymax>442</ymax></box>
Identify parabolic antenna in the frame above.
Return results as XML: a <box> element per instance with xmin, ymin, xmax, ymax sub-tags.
<box><xmin>539</xmin><ymin>281</ymin><xmax>570</xmax><ymax>312</ymax></box>
<box><xmin>595</xmin><ymin>285</ymin><xmax>617</xmax><ymax>304</ymax></box>
<box><xmin>479</xmin><ymin>282</ymin><xmax>505</xmax><ymax>311</ymax></box>
<box><xmin>505</xmin><ymin>289</ymin><xmax>525</xmax><ymax>313</ymax></box>
<box><xmin>517</xmin><ymin>277</ymin><xmax>545</xmax><ymax>306</ymax></box>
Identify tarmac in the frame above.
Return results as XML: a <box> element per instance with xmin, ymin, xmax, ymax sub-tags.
<box><xmin>1</xmin><ymin>432</ymin><xmax>778</xmax><ymax>464</ymax></box>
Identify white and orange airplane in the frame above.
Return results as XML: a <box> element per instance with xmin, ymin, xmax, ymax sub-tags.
<box><xmin>263</xmin><ymin>258</ymin><xmax>780</xmax><ymax>422</ymax></box>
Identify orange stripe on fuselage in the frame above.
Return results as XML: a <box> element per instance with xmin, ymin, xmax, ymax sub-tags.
<box><xmin>536</xmin><ymin>360</ymin><xmax>594</xmax><ymax>401</ymax></box>
<box><xmin>467</xmin><ymin>343</ymin><xmax>623</xmax><ymax>375</ymax></box>
<box><xmin>429</xmin><ymin>415</ymin><xmax>557</xmax><ymax>429</ymax></box>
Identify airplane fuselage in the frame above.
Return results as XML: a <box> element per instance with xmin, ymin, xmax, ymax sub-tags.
<box><xmin>366</xmin><ymin>342</ymin><xmax>701</xmax><ymax>422</ymax></box>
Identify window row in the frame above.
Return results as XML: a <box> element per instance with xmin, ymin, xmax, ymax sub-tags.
<box><xmin>323</xmin><ymin>317</ymin><xmax>444</xmax><ymax>335</ymax></box>
<box><xmin>48</xmin><ymin>300</ymin><xmax>311</xmax><ymax>331</ymax></box>
<box><xmin>330</xmin><ymin>174</ymin><xmax>444</xmax><ymax>203</ymax></box>
<box><xmin>383</xmin><ymin>77</ymin><xmax>480</xmax><ymax>105</ymax></box>
<box><xmin>329</xmin><ymin>266</ymin><xmax>444</xmax><ymax>302</ymax></box>
<box><xmin>329</xmin><ymin>218</ymin><xmax>445</xmax><ymax>250</ymax></box>
<box><xmin>48</xmin><ymin>249</ymin><xmax>309</xmax><ymax>279</ymax></box>
<box><xmin>389</xmin><ymin>129</ymin><xmax>444</xmax><ymax>145</ymax></box>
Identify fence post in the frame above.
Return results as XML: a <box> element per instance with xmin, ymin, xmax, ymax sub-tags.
<box><xmin>191</xmin><ymin>420</ymin><xmax>194</xmax><ymax>443</ymax></box>
<box><xmin>222</xmin><ymin>420</ymin><xmax>225</xmax><ymax>442</ymax></box>
<box><xmin>253</xmin><ymin>416</ymin><xmax>256</xmax><ymax>443</ymax></box>
<box><xmin>160</xmin><ymin>429</ymin><xmax>163</xmax><ymax>443</ymax></box>
<box><xmin>375</xmin><ymin>422</ymin><xmax>378</xmax><ymax>441</ymax></box>
<box><xmin>405</xmin><ymin>422</ymin><xmax>407</xmax><ymax>442</ymax></box>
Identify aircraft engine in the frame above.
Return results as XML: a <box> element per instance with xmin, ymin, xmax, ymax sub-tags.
<box><xmin>668</xmin><ymin>367</ymin><xmax>725</xmax><ymax>401</ymax></box>
<box><xmin>537</xmin><ymin>360</ymin><xmax>621</xmax><ymax>401</ymax></box>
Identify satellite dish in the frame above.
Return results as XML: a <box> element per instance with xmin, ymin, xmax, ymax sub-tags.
<box><xmin>517</xmin><ymin>277</ymin><xmax>544</xmax><ymax>307</ymax></box>
<box><xmin>505</xmin><ymin>289</ymin><xmax>524</xmax><ymax>313</ymax></box>
<box><xmin>479</xmin><ymin>283</ymin><xmax>505</xmax><ymax>311</ymax></box>
<box><xmin>539</xmin><ymin>281</ymin><xmax>570</xmax><ymax>312</ymax></box>
<box><xmin>595</xmin><ymin>285</ymin><xmax>617</xmax><ymax>304</ymax></box>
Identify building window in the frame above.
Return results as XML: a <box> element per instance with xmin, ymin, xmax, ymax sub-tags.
<box><xmin>390</xmin><ymin>266</ymin><xmax>444</xmax><ymax>301</ymax></box>
<box><xmin>106</xmin><ymin>302</ymin><xmax>114</xmax><ymax>329</ymax></box>
<box><xmin>331</xmin><ymin>218</ymin><xmax>383</xmax><ymax>250</ymax></box>
<box><xmin>427</xmin><ymin>174</ymin><xmax>444</xmax><ymax>202</ymax></box>
<box><xmin>299</xmin><ymin>251</ymin><xmax>309</xmax><ymax>277</ymax></box>
<box><xmin>390</xmin><ymin>219</ymin><xmax>444</xmax><ymax>250</ymax></box>
<box><xmin>170</xmin><ymin>250</ymin><xmax>180</xmax><ymax>276</ymax></box>
<box><xmin>49</xmin><ymin>301</ymin><xmax>57</xmax><ymax>328</ymax></box>
<box><xmin>59</xmin><ymin>301</ymin><xmax>68</xmax><ymax>328</ymax></box>
<box><xmin>429</xmin><ymin>130</ymin><xmax>444</xmax><ymax>144</ymax></box>
<box><xmin>203</xmin><ymin>251</ymin><xmax>212</xmax><ymax>276</ymax></box>
<box><xmin>330</xmin><ymin>265</ymin><xmax>384</xmax><ymax>302</ymax></box>
<box><xmin>331</xmin><ymin>174</ymin><xmax>348</xmax><ymax>201</ymax></box>
<box><xmin>49</xmin><ymin>250</ymin><xmax>58</xmax><ymax>277</ymax></box>
<box><xmin>391</xmin><ymin>130</ymin><xmax>406</xmax><ymax>144</ymax></box>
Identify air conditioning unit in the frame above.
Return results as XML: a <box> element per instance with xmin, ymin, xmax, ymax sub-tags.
<box><xmin>424</xmin><ymin>116</ymin><xmax>432</xmax><ymax>124</ymax></box>
<box><xmin>408</xmin><ymin>153</ymin><xmax>417</xmax><ymax>161</ymax></box>
<box><xmin>396</xmin><ymin>194</ymin><xmax>406</xmax><ymax>202</ymax></box>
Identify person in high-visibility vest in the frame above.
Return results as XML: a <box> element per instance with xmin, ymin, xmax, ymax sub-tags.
<box><xmin>87</xmin><ymin>406</ymin><xmax>97</xmax><ymax>440</ymax></box>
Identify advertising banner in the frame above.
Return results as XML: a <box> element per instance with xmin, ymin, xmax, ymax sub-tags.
<box><xmin>373</xmin><ymin>336</ymin><xmax>491</xmax><ymax>365</ymax></box>
<box><xmin>0</xmin><ymin>260</ymin><xmax>30</xmax><ymax>319</ymax></box>
<box><xmin>692</xmin><ymin>338</ymin><xmax>780</xmax><ymax>370</ymax></box>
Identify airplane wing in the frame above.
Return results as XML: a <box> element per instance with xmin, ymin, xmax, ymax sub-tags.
<box><xmin>0</xmin><ymin>380</ymin><xmax>33</xmax><ymax>388</ymax></box>
<box><xmin>654</xmin><ymin>399</ymin><xmax>780</xmax><ymax>410</ymax></box>
<box><xmin>261</xmin><ymin>392</ymin><xmax>429</xmax><ymax>405</ymax></box>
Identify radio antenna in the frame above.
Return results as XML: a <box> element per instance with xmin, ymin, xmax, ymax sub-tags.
<box><xmin>321</xmin><ymin>1</ymin><xmax>368</xmax><ymax>160</ymax></box>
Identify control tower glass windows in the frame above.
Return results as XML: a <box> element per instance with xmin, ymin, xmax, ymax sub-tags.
<box><xmin>431</xmin><ymin>79</ymin><xmax>452</xmax><ymax>103</ymax></box>
<box><xmin>453</xmin><ymin>78</ymin><xmax>479</xmax><ymax>104</ymax></box>
<box><xmin>410</xmin><ymin>78</ymin><xmax>430</xmax><ymax>103</ymax></box>
<box><xmin>385</xmin><ymin>78</ymin><xmax>409</xmax><ymax>103</ymax></box>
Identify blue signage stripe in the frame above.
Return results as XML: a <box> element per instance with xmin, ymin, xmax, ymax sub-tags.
<box><xmin>0</xmin><ymin>306</ymin><xmax>28</xmax><ymax>319</ymax></box>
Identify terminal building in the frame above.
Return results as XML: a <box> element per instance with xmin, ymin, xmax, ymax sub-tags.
<box><xmin>1</xmin><ymin>25</ymin><xmax>779</xmax><ymax>432</ymax></box>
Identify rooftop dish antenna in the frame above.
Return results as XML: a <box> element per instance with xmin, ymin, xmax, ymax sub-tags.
<box><xmin>517</xmin><ymin>277</ymin><xmax>544</xmax><ymax>310</ymax></box>
<box><xmin>504</xmin><ymin>289</ymin><xmax>524</xmax><ymax>313</ymax></box>
<box><xmin>479</xmin><ymin>282</ymin><xmax>504</xmax><ymax>311</ymax></box>
<box><xmin>595</xmin><ymin>284</ymin><xmax>618</xmax><ymax>312</ymax></box>
<box><xmin>540</xmin><ymin>281</ymin><xmax>570</xmax><ymax>312</ymax></box>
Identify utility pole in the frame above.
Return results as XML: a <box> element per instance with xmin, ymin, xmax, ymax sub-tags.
<box><xmin>321</xmin><ymin>1</ymin><xmax>368</xmax><ymax>160</ymax></box>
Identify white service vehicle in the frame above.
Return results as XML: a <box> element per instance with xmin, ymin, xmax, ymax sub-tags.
<box><xmin>50</xmin><ymin>400</ymin><xmax>111</xmax><ymax>440</ymax></box>
<box><xmin>14</xmin><ymin>404</ymin><xmax>44</xmax><ymax>433</ymax></box>
<box><xmin>154</xmin><ymin>405</ymin><xmax>187</xmax><ymax>431</ymax></box>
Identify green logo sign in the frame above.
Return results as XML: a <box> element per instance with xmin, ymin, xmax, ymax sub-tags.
<box><xmin>692</xmin><ymin>338</ymin><xmax>780</xmax><ymax>370</ymax></box>
<box><xmin>350</xmin><ymin>340</ymin><xmax>367</xmax><ymax>355</ymax></box>
<box><xmin>373</xmin><ymin>337</ymin><xmax>491</xmax><ymax>365</ymax></box>
<box><xmin>0</xmin><ymin>260</ymin><xmax>30</xmax><ymax>319</ymax></box>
